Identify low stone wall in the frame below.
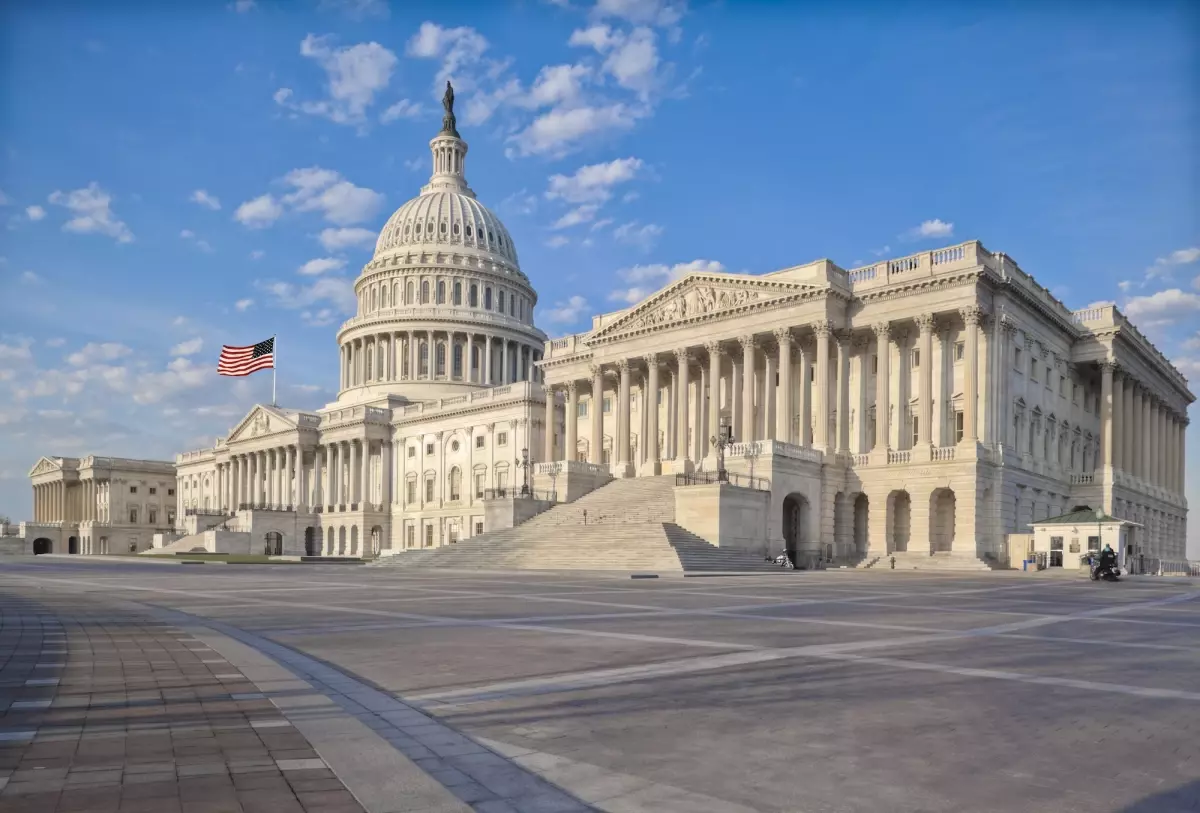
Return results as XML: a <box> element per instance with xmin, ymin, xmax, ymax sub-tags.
<box><xmin>484</xmin><ymin>497</ymin><xmax>555</xmax><ymax>532</ymax></box>
<box><xmin>674</xmin><ymin>483</ymin><xmax>771</xmax><ymax>557</ymax></box>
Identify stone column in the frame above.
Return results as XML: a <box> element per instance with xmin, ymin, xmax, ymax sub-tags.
<box><xmin>1156</xmin><ymin>404</ymin><xmax>1166</xmax><ymax>488</ymax></box>
<box><xmin>543</xmin><ymin>391</ymin><xmax>556</xmax><ymax>463</ymax></box>
<box><xmin>644</xmin><ymin>356</ymin><xmax>660</xmax><ymax>473</ymax></box>
<box><xmin>483</xmin><ymin>335</ymin><xmax>493</xmax><ymax>385</ymax></box>
<box><xmin>565</xmin><ymin>381</ymin><xmax>579</xmax><ymax>462</ymax></box>
<box><xmin>589</xmin><ymin>365</ymin><xmax>603</xmax><ymax>466</ymax></box>
<box><xmin>814</xmin><ymin>322</ymin><xmax>832</xmax><ymax>451</ymax></box>
<box><xmin>285</xmin><ymin>445</ymin><xmax>296</xmax><ymax>507</ymax></box>
<box><xmin>311</xmin><ymin>446</ymin><xmax>322</xmax><ymax>510</ymax></box>
<box><xmin>706</xmin><ymin>342</ymin><xmax>723</xmax><ymax>454</ymax></box>
<box><xmin>501</xmin><ymin>340</ymin><xmax>509</xmax><ymax>385</ymax></box>
<box><xmin>961</xmin><ymin>306</ymin><xmax>983</xmax><ymax>445</ymax></box>
<box><xmin>835</xmin><ymin>332</ymin><xmax>850</xmax><ymax>453</ymax></box>
<box><xmin>770</xmin><ymin>332</ymin><xmax>791</xmax><ymax>444</ymax></box>
<box><xmin>739</xmin><ymin>336</ymin><xmax>756</xmax><ymax>444</ymax></box>
<box><xmin>916</xmin><ymin>315</ymin><xmax>934</xmax><ymax>453</ymax></box>
<box><xmin>1122</xmin><ymin>379</ymin><xmax>1135</xmax><ymax>473</ymax></box>
<box><xmin>1141</xmin><ymin>393</ymin><xmax>1152</xmax><ymax>482</ymax></box>
<box><xmin>1100</xmin><ymin>360</ymin><xmax>1115</xmax><ymax>470</ymax></box>
<box><xmin>1112</xmin><ymin>371</ymin><xmax>1124</xmax><ymax>472</ymax></box>
<box><xmin>329</xmin><ymin>443</ymin><xmax>339</xmax><ymax>507</ymax></box>
<box><xmin>761</xmin><ymin>346</ymin><xmax>776</xmax><ymax>441</ymax></box>
<box><xmin>730</xmin><ymin>352</ymin><xmax>742</xmax><ymax>443</ymax></box>
<box><xmin>617</xmin><ymin>360</ymin><xmax>632</xmax><ymax>474</ymax></box>
<box><xmin>675</xmin><ymin>349</ymin><xmax>691</xmax><ymax>468</ymax></box>
<box><xmin>873</xmin><ymin>322</ymin><xmax>891</xmax><ymax>454</ymax></box>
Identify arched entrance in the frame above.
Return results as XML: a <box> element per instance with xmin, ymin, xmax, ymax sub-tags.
<box><xmin>370</xmin><ymin>526</ymin><xmax>383</xmax><ymax>556</ymax></box>
<box><xmin>338</xmin><ymin>526</ymin><xmax>347</xmax><ymax>555</ymax></box>
<box><xmin>68</xmin><ymin>536</ymin><xmax>79</xmax><ymax>555</ymax></box>
<box><xmin>781</xmin><ymin>493</ymin><xmax>810</xmax><ymax>564</ymax></box>
<box><xmin>853</xmin><ymin>494</ymin><xmax>869</xmax><ymax>557</ymax></box>
<box><xmin>350</xmin><ymin>526</ymin><xmax>359</xmax><ymax>556</ymax></box>
<box><xmin>304</xmin><ymin>527</ymin><xmax>317</xmax><ymax>557</ymax></box>
<box><xmin>887</xmin><ymin>490</ymin><xmax>911</xmax><ymax>553</ymax></box>
<box><xmin>264</xmin><ymin>532</ymin><xmax>283</xmax><ymax>556</ymax></box>
<box><xmin>33</xmin><ymin>538</ymin><xmax>52</xmax><ymax>555</ymax></box>
<box><xmin>325</xmin><ymin>526</ymin><xmax>335</xmax><ymax>555</ymax></box>
<box><xmin>930</xmin><ymin>488</ymin><xmax>956</xmax><ymax>553</ymax></box>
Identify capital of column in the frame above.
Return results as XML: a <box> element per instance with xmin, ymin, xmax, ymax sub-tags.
<box><xmin>872</xmin><ymin>322</ymin><xmax>891</xmax><ymax>339</ymax></box>
<box><xmin>566</xmin><ymin>380</ymin><xmax>579</xmax><ymax>395</ymax></box>
<box><xmin>738</xmin><ymin>334</ymin><xmax>757</xmax><ymax>351</ymax></box>
<box><xmin>833</xmin><ymin>328</ymin><xmax>853</xmax><ymax>348</ymax></box>
<box><xmin>588</xmin><ymin>363</ymin><xmax>602</xmax><ymax>379</ymax></box>
<box><xmin>960</xmin><ymin>305</ymin><xmax>986</xmax><ymax>326</ymax></box>
<box><xmin>999</xmin><ymin>315</ymin><xmax>1018</xmax><ymax>336</ymax></box>
<box><xmin>915</xmin><ymin>313</ymin><xmax>936</xmax><ymax>334</ymax></box>
<box><xmin>616</xmin><ymin>358</ymin><xmax>630</xmax><ymax>373</ymax></box>
<box><xmin>674</xmin><ymin>348</ymin><xmax>692</xmax><ymax>365</ymax></box>
<box><xmin>771</xmin><ymin>327</ymin><xmax>792</xmax><ymax>347</ymax></box>
<box><xmin>704</xmin><ymin>340</ymin><xmax>724</xmax><ymax>357</ymax></box>
<box><xmin>1099</xmin><ymin>359</ymin><xmax>1118</xmax><ymax>374</ymax></box>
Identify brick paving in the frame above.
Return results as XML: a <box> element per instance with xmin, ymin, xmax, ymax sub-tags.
<box><xmin>0</xmin><ymin>590</ymin><xmax>366</xmax><ymax>813</ymax></box>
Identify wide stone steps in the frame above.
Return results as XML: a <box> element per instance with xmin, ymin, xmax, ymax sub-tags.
<box><xmin>885</xmin><ymin>552</ymin><xmax>994</xmax><ymax>572</ymax></box>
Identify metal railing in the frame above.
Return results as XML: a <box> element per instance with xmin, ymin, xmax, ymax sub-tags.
<box><xmin>675</xmin><ymin>471</ymin><xmax>769</xmax><ymax>491</ymax></box>
<box><xmin>483</xmin><ymin>488</ymin><xmax>557</xmax><ymax>502</ymax></box>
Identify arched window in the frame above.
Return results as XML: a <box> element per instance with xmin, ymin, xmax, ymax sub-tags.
<box><xmin>371</xmin><ymin>288</ymin><xmax>377</xmax><ymax>311</ymax></box>
<box><xmin>435</xmin><ymin>342</ymin><xmax>446</xmax><ymax>377</ymax></box>
<box><xmin>393</xmin><ymin>282</ymin><xmax>400</xmax><ymax>306</ymax></box>
<box><xmin>498</xmin><ymin>290</ymin><xmax>506</xmax><ymax>313</ymax></box>
<box><xmin>509</xmin><ymin>295</ymin><xmax>515</xmax><ymax>316</ymax></box>
<box><xmin>453</xmin><ymin>344</ymin><xmax>463</xmax><ymax>378</ymax></box>
<box><xmin>469</xmin><ymin>284</ymin><xmax>478</xmax><ymax>307</ymax></box>
<box><xmin>419</xmin><ymin>341</ymin><xmax>429</xmax><ymax>376</ymax></box>
<box><xmin>453</xmin><ymin>281</ymin><xmax>462</xmax><ymax>305</ymax></box>
<box><xmin>484</xmin><ymin>287</ymin><xmax>493</xmax><ymax>310</ymax></box>
<box><xmin>518</xmin><ymin>298</ymin><xmax>523</xmax><ymax>320</ymax></box>
<box><xmin>366</xmin><ymin>345</ymin><xmax>374</xmax><ymax>381</ymax></box>
<box><xmin>380</xmin><ymin>286</ymin><xmax>388</xmax><ymax>308</ymax></box>
<box><xmin>421</xmin><ymin>280</ymin><xmax>430</xmax><ymax>303</ymax></box>
<box><xmin>471</xmin><ymin>345</ymin><xmax>479</xmax><ymax>372</ymax></box>
<box><xmin>448</xmin><ymin>467</ymin><xmax>462</xmax><ymax>501</ymax></box>
<box><xmin>437</xmin><ymin>281</ymin><xmax>446</xmax><ymax>304</ymax></box>
<box><xmin>406</xmin><ymin>280</ymin><xmax>414</xmax><ymax>304</ymax></box>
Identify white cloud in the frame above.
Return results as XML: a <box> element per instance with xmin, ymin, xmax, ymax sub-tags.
<box><xmin>300</xmin><ymin>308</ymin><xmax>339</xmax><ymax>327</ymax></box>
<box><xmin>552</xmin><ymin>204</ymin><xmax>599</xmax><ymax>229</ymax></box>
<box><xmin>380</xmin><ymin>98</ymin><xmax>423</xmax><ymax>123</ymax></box>
<box><xmin>1118</xmin><ymin>280</ymin><xmax>1135</xmax><ymax>292</ymax></box>
<box><xmin>0</xmin><ymin>340</ymin><xmax>32</xmax><ymax>362</ymax></box>
<box><xmin>172</xmin><ymin>316</ymin><xmax>187</xmax><ymax>326</ymax></box>
<box><xmin>319</xmin><ymin>0</ymin><xmax>389</xmax><ymax>20</ymax></box>
<box><xmin>250</xmin><ymin>250</ymin><xmax>266</xmax><ymax>260</ymax></box>
<box><xmin>905</xmin><ymin>219</ymin><xmax>954</xmax><ymax>240</ymax></box>
<box><xmin>233</xmin><ymin>0</ymin><xmax>256</xmax><ymax>11</ymax></box>
<box><xmin>609</xmin><ymin>258</ymin><xmax>723</xmax><ymax>302</ymax></box>
<box><xmin>131</xmin><ymin>357</ymin><xmax>209</xmax><ymax>405</ymax></box>
<box><xmin>545</xmin><ymin>236</ymin><xmax>570</xmax><ymax>248</ymax></box>
<box><xmin>546</xmin><ymin>157</ymin><xmax>642</xmax><ymax>204</ymax></box>
<box><xmin>25</xmin><ymin>205</ymin><xmax>45</xmax><ymax>221</ymax></box>
<box><xmin>508</xmin><ymin>103</ymin><xmax>642</xmax><ymax>158</ymax></box>
<box><xmin>234</xmin><ymin>298</ymin><xmax>255</xmax><ymax>311</ymax></box>
<box><xmin>1170</xmin><ymin>356</ymin><xmax>1200</xmax><ymax>381</ymax></box>
<box><xmin>234</xmin><ymin>194</ymin><xmax>284</xmax><ymax>229</ymax></box>
<box><xmin>297</xmin><ymin>257</ymin><xmax>347</xmax><ymax>276</ymax></box>
<box><xmin>591</xmin><ymin>218</ymin><xmax>614</xmax><ymax>231</ymax></box>
<box><xmin>1146</xmin><ymin>246</ymin><xmax>1200</xmax><ymax>281</ymax></box>
<box><xmin>406</xmin><ymin>22</ymin><xmax>491</xmax><ymax>91</ymax></box>
<box><xmin>258</xmin><ymin>276</ymin><xmax>356</xmax><ymax>314</ymax></box>
<box><xmin>498</xmin><ymin>190</ymin><xmax>538</xmax><ymax>216</ymax></box>
<box><xmin>1123</xmin><ymin>288</ymin><xmax>1200</xmax><ymax>326</ymax></box>
<box><xmin>179</xmin><ymin>229</ymin><xmax>213</xmax><ymax>252</ymax></box>
<box><xmin>44</xmin><ymin>338</ymin><xmax>66</xmax><ymax>348</ymax></box>
<box><xmin>235</xmin><ymin>168</ymin><xmax>382</xmax><ymax>229</ymax></box>
<box><xmin>190</xmin><ymin>189</ymin><xmax>221</xmax><ymax>210</ymax></box>
<box><xmin>277</xmin><ymin>35</ymin><xmax>398</xmax><ymax>127</ymax></box>
<box><xmin>542</xmin><ymin>295</ymin><xmax>589</xmax><ymax>323</ymax></box>
<box><xmin>318</xmin><ymin>227</ymin><xmax>376</xmax><ymax>251</ymax></box>
<box><xmin>592</xmin><ymin>0</ymin><xmax>686</xmax><ymax>29</ymax></box>
<box><xmin>19</xmin><ymin>270</ymin><xmax>40</xmax><ymax>284</ymax></box>
<box><xmin>521</xmin><ymin>63</ymin><xmax>592</xmax><ymax>109</ymax></box>
<box><xmin>170</xmin><ymin>337</ymin><xmax>204</xmax><ymax>357</ymax></box>
<box><xmin>47</xmin><ymin>182</ymin><xmax>133</xmax><ymax>244</ymax></box>
<box><xmin>67</xmin><ymin>342</ymin><xmax>133</xmax><ymax>366</ymax></box>
<box><xmin>613</xmin><ymin>220</ymin><xmax>663</xmax><ymax>250</ymax></box>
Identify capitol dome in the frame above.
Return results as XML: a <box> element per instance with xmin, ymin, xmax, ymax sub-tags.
<box><xmin>334</xmin><ymin>88</ymin><xmax>546</xmax><ymax>405</ymax></box>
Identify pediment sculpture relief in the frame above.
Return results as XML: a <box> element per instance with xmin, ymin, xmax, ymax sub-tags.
<box><xmin>250</xmin><ymin>411</ymin><xmax>270</xmax><ymax>437</ymax></box>
<box><xmin>629</xmin><ymin>285</ymin><xmax>763</xmax><ymax>330</ymax></box>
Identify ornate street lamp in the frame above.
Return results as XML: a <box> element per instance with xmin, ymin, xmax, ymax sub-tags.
<box><xmin>516</xmin><ymin>447</ymin><xmax>531</xmax><ymax>497</ymax></box>
<box><xmin>710</xmin><ymin>417</ymin><xmax>733</xmax><ymax>483</ymax></box>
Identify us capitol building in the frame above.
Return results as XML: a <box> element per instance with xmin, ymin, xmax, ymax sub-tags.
<box><xmin>10</xmin><ymin>92</ymin><xmax>1193</xmax><ymax>570</ymax></box>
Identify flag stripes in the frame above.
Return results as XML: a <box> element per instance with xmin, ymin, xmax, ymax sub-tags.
<box><xmin>218</xmin><ymin>337</ymin><xmax>275</xmax><ymax>377</ymax></box>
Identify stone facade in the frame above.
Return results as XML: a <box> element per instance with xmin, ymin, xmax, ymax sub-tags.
<box><xmin>19</xmin><ymin>455</ymin><xmax>178</xmax><ymax>554</ymax></box>
<box><xmin>540</xmin><ymin>243</ymin><xmax>1193</xmax><ymax>568</ymax></box>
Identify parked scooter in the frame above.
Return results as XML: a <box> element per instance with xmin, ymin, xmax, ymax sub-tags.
<box><xmin>1089</xmin><ymin>559</ymin><xmax>1121</xmax><ymax>582</ymax></box>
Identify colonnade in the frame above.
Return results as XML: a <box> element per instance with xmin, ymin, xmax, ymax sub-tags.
<box><xmin>216</xmin><ymin>439</ymin><xmax>394</xmax><ymax>514</ymax></box>
<box><xmin>340</xmin><ymin>331</ymin><xmax>542</xmax><ymax>391</ymax></box>
<box><xmin>546</xmin><ymin>311</ymin><xmax>986</xmax><ymax>471</ymax></box>
<box><xmin>32</xmin><ymin>480</ymin><xmax>108</xmax><ymax>524</ymax></box>
<box><xmin>1101</xmin><ymin>363</ymin><xmax>1187</xmax><ymax>494</ymax></box>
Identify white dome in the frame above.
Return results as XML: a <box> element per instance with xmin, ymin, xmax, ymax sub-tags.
<box><xmin>374</xmin><ymin>188</ymin><xmax>519</xmax><ymax>268</ymax></box>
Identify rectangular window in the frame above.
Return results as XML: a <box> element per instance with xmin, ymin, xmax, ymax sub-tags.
<box><xmin>1050</xmin><ymin>536</ymin><xmax>1064</xmax><ymax>551</ymax></box>
<box><xmin>408</xmin><ymin>446</ymin><xmax>416</xmax><ymax>458</ymax></box>
<box><xmin>424</xmin><ymin>478</ymin><xmax>434</xmax><ymax>503</ymax></box>
<box><xmin>1059</xmin><ymin>376</ymin><xmax>1065</xmax><ymax>396</ymax></box>
<box><xmin>911</xmin><ymin>416</ymin><xmax>919</xmax><ymax>447</ymax></box>
<box><xmin>475</xmin><ymin>473</ymin><xmax>485</xmax><ymax>499</ymax></box>
<box><xmin>497</xmin><ymin>471</ymin><xmax>508</xmax><ymax>491</ymax></box>
<box><xmin>148</xmin><ymin>509</ymin><xmax>157</xmax><ymax>525</ymax></box>
<box><xmin>475</xmin><ymin>522</ymin><xmax>483</xmax><ymax>535</ymax></box>
<box><xmin>168</xmin><ymin>488</ymin><xmax>175</xmax><ymax>496</ymax></box>
<box><xmin>129</xmin><ymin>508</ymin><xmax>138</xmax><ymax>523</ymax></box>
<box><xmin>657</xmin><ymin>390</ymin><xmax>663</xmax><ymax>405</ymax></box>
<box><xmin>406</xmin><ymin>525</ymin><xmax>415</xmax><ymax>548</ymax></box>
<box><xmin>475</xmin><ymin>435</ymin><xmax>485</xmax><ymax>449</ymax></box>
<box><xmin>1029</xmin><ymin>358</ymin><xmax>1037</xmax><ymax>381</ymax></box>
<box><xmin>954</xmin><ymin>411</ymin><xmax>965</xmax><ymax>443</ymax></box>
<box><xmin>424</xmin><ymin>525</ymin><xmax>434</xmax><ymax>547</ymax></box>
<box><xmin>1045</xmin><ymin>366</ymin><xmax>1052</xmax><ymax>387</ymax></box>
<box><xmin>954</xmin><ymin>342</ymin><xmax>965</xmax><ymax>362</ymax></box>
<box><xmin>603</xmin><ymin>397</ymin><xmax>612</xmax><ymax>414</ymax></box>
<box><xmin>579</xmin><ymin>401</ymin><xmax>589</xmax><ymax>417</ymax></box>
<box><xmin>497</xmin><ymin>432</ymin><xmax>508</xmax><ymax>446</ymax></box>
<box><xmin>1014</xmin><ymin>348</ymin><xmax>1023</xmax><ymax>371</ymax></box>
<box><xmin>1087</xmin><ymin>536</ymin><xmax>1100</xmax><ymax>552</ymax></box>
<box><xmin>167</xmin><ymin>510</ymin><xmax>175</xmax><ymax>527</ymax></box>
<box><xmin>149</xmin><ymin>487</ymin><xmax>157</xmax><ymax>495</ymax></box>
<box><xmin>406</xmin><ymin>481</ymin><xmax>416</xmax><ymax>505</ymax></box>
<box><xmin>425</xmin><ymin>443</ymin><xmax>434</xmax><ymax>455</ymax></box>
<box><xmin>130</xmin><ymin>486</ymin><xmax>138</xmax><ymax>494</ymax></box>
<box><xmin>910</xmin><ymin>349</ymin><xmax>920</xmax><ymax>368</ymax></box>
<box><xmin>1072</xmin><ymin>383</ymin><xmax>1079</xmax><ymax>404</ymax></box>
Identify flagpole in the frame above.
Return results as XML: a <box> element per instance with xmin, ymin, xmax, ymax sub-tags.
<box><xmin>272</xmin><ymin>334</ymin><xmax>277</xmax><ymax>407</ymax></box>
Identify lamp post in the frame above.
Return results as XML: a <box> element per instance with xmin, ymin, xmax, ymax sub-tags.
<box><xmin>546</xmin><ymin>461</ymin><xmax>561</xmax><ymax>502</ymax></box>
<box><xmin>516</xmin><ymin>447</ymin><xmax>531</xmax><ymax>497</ymax></box>
<box><xmin>710</xmin><ymin>417</ymin><xmax>733</xmax><ymax>482</ymax></box>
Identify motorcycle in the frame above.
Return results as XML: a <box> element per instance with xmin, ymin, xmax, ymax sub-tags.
<box><xmin>772</xmin><ymin>554</ymin><xmax>795</xmax><ymax>570</ymax></box>
<box><xmin>1089</xmin><ymin>559</ymin><xmax>1121</xmax><ymax>582</ymax></box>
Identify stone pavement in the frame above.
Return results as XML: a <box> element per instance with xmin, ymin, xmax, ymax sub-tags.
<box><xmin>2</xmin><ymin>559</ymin><xmax>1199</xmax><ymax>812</ymax></box>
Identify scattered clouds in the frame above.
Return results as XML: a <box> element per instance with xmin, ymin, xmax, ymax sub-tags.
<box><xmin>406</xmin><ymin>22</ymin><xmax>494</xmax><ymax>103</ymax></box>
<box><xmin>608</xmin><ymin>258</ymin><xmax>724</xmax><ymax>303</ymax></box>
<box><xmin>249</xmin><ymin>250</ymin><xmax>266</xmax><ymax>260</ymax></box>
<box><xmin>0</xmin><ymin>340</ymin><xmax>33</xmax><ymax>362</ymax></box>
<box><xmin>297</xmin><ymin>257</ymin><xmax>347</xmax><ymax>276</ymax></box>
<box><xmin>235</xmin><ymin>168</ymin><xmax>383</xmax><ymax>229</ymax></box>
<box><xmin>300</xmin><ymin>308</ymin><xmax>339</xmax><ymax>327</ymax></box>
<box><xmin>19</xmin><ymin>270</ymin><xmax>40</xmax><ymax>284</ymax></box>
<box><xmin>904</xmin><ymin>219</ymin><xmax>954</xmax><ymax>240</ymax></box>
<box><xmin>47</xmin><ymin>182</ymin><xmax>133</xmax><ymax>244</ymax></box>
<box><xmin>190</xmin><ymin>189</ymin><xmax>221</xmax><ymax>210</ymax></box>
<box><xmin>25</xmin><ymin>205</ymin><xmax>45</xmax><ymax>221</ymax></box>
<box><xmin>546</xmin><ymin>157</ymin><xmax>642</xmax><ymax>204</ymax></box>
<box><xmin>179</xmin><ymin>229</ymin><xmax>213</xmax><ymax>252</ymax></box>
<box><xmin>592</xmin><ymin>0</ymin><xmax>687</xmax><ymax>30</ymax></box>
<box><xmin>1146</xmin><ymin>246</ymin><xmax>1200</xmax><ymax>281</ymax></box>
<box><xmin>1123</xmin><ymin>288</ymin><xmax>1200</xmax><ymax>327</ymax></box>
<box><xmin>569</xmin><ymin>24</ymin><xmax>663</xmax><ymax>99</ymax></box>
<box><xmin>545</xmin><ymin>235</ymin><xmax>570</xmax><ymax>248</ymax></box>
<box><xmin>552</xmin><ymin>204</ymin><xmax>599</xmax><ymax>229</ymax></box>
<box><xmin>257</xmin><ymin>276</ymin><xmax>356</xmax><ymax>315</ymax></box>
<box><xmin>276</xmin><ymin>35</ymin><xmax>398</xmax><ymax>128</ymax></box>
<box><xmin>542</xmin><ymin>295</ymin><xmax>590</xmax><ymax>323</ymax></box>
<box><xmin>44</xmin><ymin>338</ymin><xmax>66</xmax><ymax>348</ymax></box>
<box><xmin>234</xmin><ymin>298</ymin><xmax>255</xmax><ymax>311</ymax></box>
<box><xmin>170</xmin><ymin>337</ymin><xmax>204</xmax><ymax>357</ymax></box>
<box><xmin>232</xmin><ymin>0</ymin><xmax>256</xmax><ymax>12</ymax></box>
<box><xmin>498</xmin><ymin>190</ymin><xmax>538</xmax><ymax>217</ymax></box>
<box><xmin>66</xmin><ymin>342</ymin><xmax>133</xmax><ymax>366</ymax></box>
<box><xmin>318</xmin><ymin>227</ymin><xmax>376</xmax><ymax>251</ymax></box>
<box><xmin>380</xmin><ymin>98</ymin><xmax>423</xmax><ymax>123</ymax></box>
<box><xmin>613</xmin><ymin>220</ymin><xmax>663</xmax><ymax>250</ymax></box>
<box><xmin>507</xmin><ymin>103</ymin><xmax>642</xmax><ymax>159</ymax></box>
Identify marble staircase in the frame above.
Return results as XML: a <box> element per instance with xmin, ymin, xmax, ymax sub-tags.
<box><xmin>870</xmin><ymin>551</ymin><xmax>995</xmax><ymax>572</ymax></box>
<box><xmin>372</xmin><ymin>476</ymin><xmax>779</xmax><ymax>573</ymax></box>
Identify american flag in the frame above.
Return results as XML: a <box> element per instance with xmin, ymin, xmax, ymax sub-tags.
<box><xmin>218</xmin><ymin>337</ymin><xmax>275</xmax><ymax>377</ymax></box>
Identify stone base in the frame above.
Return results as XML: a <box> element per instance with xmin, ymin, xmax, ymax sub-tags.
<box><xmin>662</xmin><ymin>458</ymin><xmax>695</xmax><ymax>476</ymax></box>
<box><xmin>673</xmin><ymin>483</ymin><xmax>771</xmax><ymax>558</ymax></box>
<box><xmin>639</xmin><ymin>459</ymin><xmax>663</xmax><ymax>477</ymax></box>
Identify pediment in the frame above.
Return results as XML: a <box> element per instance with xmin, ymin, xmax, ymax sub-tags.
<box><xmin>28</xmin><ymin>456</ymin><xmax>61</xmax><ymax>477</ymax></box>
<box><xmin>589</xmin><ymin>273</ymin><xmax>824</xmax><ymax>343</ymax></box>
<box><xmin>226</xmin><ymin>405</ymin><xmax>298</xmax><ymax>444</ymax></box>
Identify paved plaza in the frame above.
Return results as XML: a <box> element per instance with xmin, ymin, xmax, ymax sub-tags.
<box><xmin>1</xmin><ymin>560</ymin><xmax>1198</xmax><ymax>813</ymax></box>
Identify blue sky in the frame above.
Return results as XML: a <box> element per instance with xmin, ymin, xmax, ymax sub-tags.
<box><xmin>1</xmin><ymin>0</ymin><xmax>1197</xmax><ymax>553</ymax></box>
